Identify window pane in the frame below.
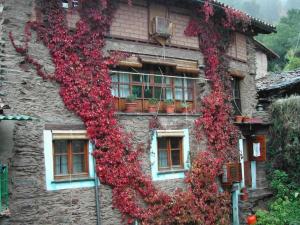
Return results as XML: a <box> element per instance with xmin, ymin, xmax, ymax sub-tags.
<box><xmin>54</xmin><ymin>140</ymin><xmax>68</xmax><ymax>154</ymax></box>
<box><xmin>111</xmin><ymin>84</ymin><xmax>118</xmax><ymax>97</ymax></box>
<box><xmin>55</xmin><ymin>155</ymin><xmax>68</xmax><ymax>175</ymax></box>
<box><xmin>72</xmin><ymin>140</ymin><xmax>85</xmax><ymax>153</ymax></box>
<box><xmin>132</xmin><ymin>74</ymin><xmax>142</xmax><ymax>83</ymax></box>
<box><xmin>144</xmin><ymin>87</ymin><xmax>153</xmax><ymax>99</ymax></box>
<box><xmin>165</xmin><ymin>77</ymin><xmax>171</xmax><ymax>85</ymax></box>
<box><xmin>171</xmin><ymin>150</ymin><xmax>180</xmax><ymax>166</ymax></box>
<box><xmin>111</xmin><ymin>73</ymin><xmax>118</xmax><ymax>82</ymax></box>
<box><xmin>154</xmin><ymin>76</ymin><xmax>162</xmax><ymax>84</ymax></box>
<box><xmin>119</xmin><ymin>85</ymin><xmax>130</xmax><ymax>97</ymax></box>
<box><xmin>186</xmin><ymin>80</ymin><xmax>193</xmax><ymax>88</ymax></box>
<box><xmin>184</xmin><ymin>89</ymin><xmax>193</xmax><ymax>101</ymax></box>
<box><xmin>166</xmin><ymin>88</ymin><xmax>173</xmax><ymax>99</ymax></box>
<box><xmin>132</xmin><ymin>85</ymin><xmax>142</xmax><ymax>98</ymax></box>
<box><xmin>154</xmin><ymin>87</ymin><xmax>163</xmax><ymax>99</ymax></box>
<box><xmin>158</xmin><ymin>138</ymin><xmax>167</xmax><ymax>149</ymax></box>
<box><xmin>119</xmin><ymin>73</ymin><xmax>130</xmax><ymax>83</ymax></box>
<box><xmin>175</xmin><ymin>88</ymin><xmax>183</xmax><ymax>100</ymax></box>
<box><xmin>174</xmin><ymin>78</ymin><xmax>182</xmax><ymax>87</ymax></box>
<box><xmin>158</xmin><ymin>150</ymin><xmax>168</xmax><ymax>168</ymax></box>
<box><xmin>170</xmin><ymin>138</ymin><xmax>181</xmax><ymax>149</ymax></box>
<box><xmin>73</xmin><ymin>154</ymin><xmax>85</xmax><ymax>173</ymax></box>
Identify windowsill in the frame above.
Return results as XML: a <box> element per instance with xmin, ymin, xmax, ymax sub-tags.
<box><xmin>116</xmin><ymin>112</ymin><xmax>201</xmax><ymax>116</ymax></box>
<box><xmin>157</xmin><ymin>169</ymin><xmax>188</xmax><ymax>175</ymax></box>
<box><xmin>51</xmin><ymin>177</ymin><xmax>95</xmax><ymax>184</ymax></box>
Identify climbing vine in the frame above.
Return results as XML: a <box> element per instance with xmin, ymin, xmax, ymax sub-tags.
<box><xmin>10</xmin><ymin>0</ymin><xmax>250</xmax><ymax>224</ymax></box>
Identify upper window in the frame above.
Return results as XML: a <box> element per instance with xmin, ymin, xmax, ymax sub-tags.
<box><xmin>62</xmin><ymin>0</ymin><xmax>79</xmax><ymax>9</ymax></box>
<box><xmin>231</xmin><ymin>77</ymin><xmax>242</xmax><ymax>115</ymax></box>
<box><xmin>53</xmin><ymin>140</ymin><xmax>89</xmax><ymax>180</ymax></box>
<box><xmin>157</xmin><ymin>137</ymin><xmax>183</xmax><ymax>170</ymax></box>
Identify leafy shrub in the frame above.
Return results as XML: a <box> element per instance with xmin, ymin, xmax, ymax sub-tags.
<box><xmin>256</xmin><ymin>170</ymin><xmax>300</xmax><ymax>225</ymax></box>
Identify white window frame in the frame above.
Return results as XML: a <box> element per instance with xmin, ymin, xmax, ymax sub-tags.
<box><xmin>43</xmin><ymin>130</ymin><xmax>96</xmax><ymax>191</ymax></box>
<box><xmin>150</xmin><ymin>129</ymin><xmax>190</xmax><ymax>181</ymax></box>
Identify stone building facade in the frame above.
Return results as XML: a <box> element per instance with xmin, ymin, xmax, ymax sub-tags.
<box><xmin>0</xmin><ymin>0</ymin><xmax>276</xmax><ymax>224</ymax></box>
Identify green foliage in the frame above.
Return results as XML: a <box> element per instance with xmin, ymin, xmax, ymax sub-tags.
<box><xmin>164</xmin><ymin>99</ymin><xmax>174</xmax><ymax>105</ymax></box>
<box><xmin>257</xmin><ymin>10</ymin><xmax>300</xmax><ymax>71</ymax></box>
<box><xmin>256</xmin><ymin>170</ymin><xmax>300</xmax><ymax>225</ymax></box>
<box><xmin>126</xmin><ymin>94</ymin><xmax>137</xmax><ymax>102</ymax></box>
<box><xmin>148</xmin><ymin>98</ymin><xmax>158</xmax><ymax>105</ymax></box>
<box><xmin>269</xmin><ymin>95</ymin><xmax>300</xmax><ymax>182</ymax></box>
<box><xmin>284</xmin><ymin>49</ymin><xmax>300</xmax><ymax>71</ymax></box>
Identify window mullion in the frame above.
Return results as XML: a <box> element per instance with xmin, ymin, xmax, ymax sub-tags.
<box><xmin>68</xmin><ymin>141</ymin><xmax>73</xmax><ymax>175</ymax></box>
<box><xmin>168</xmin><ymin>138</ymin><xmax>172</xmax><ymax>169</ymax></box>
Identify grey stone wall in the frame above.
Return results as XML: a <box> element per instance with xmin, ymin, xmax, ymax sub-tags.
<box><xmin>0</xmin><ymin>0</ymin><xmax>261</xmax><ymax>224</ymax></box>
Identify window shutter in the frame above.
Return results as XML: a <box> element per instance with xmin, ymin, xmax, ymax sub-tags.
<box><xmin>255</xmin><ymin>135</ymin><xmax>267</xmax><ymax>162</ymax></box>
<box><xmin>247</xmin><ymin>138</ymin><xmax>255</xmax><ymax>161</ymax></box>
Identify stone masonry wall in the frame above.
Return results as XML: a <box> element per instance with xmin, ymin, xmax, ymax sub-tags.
<box><xmin>0</xmin><ymin>0</ymin><xmax>260</xmax><ymax>224</ymax></box>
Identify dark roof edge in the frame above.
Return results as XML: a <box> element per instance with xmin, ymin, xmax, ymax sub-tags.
<box><xmin>253</xmin><ymin>39</ymin><xmax>280</xmax><ymax>59</ymax></box>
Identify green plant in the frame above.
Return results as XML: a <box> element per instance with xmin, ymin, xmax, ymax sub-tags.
<box><xmin>180</xmin><ymin>102</ymin><xmax>190</xmax><ymax>108</ymax></box>
<box><xmin>148</xmin><ymin>98</ymin><xmax>158</xmax><ymax>105</ymax></box>
<box><xmin>164</xmin><ymin>99</ymin><xmax>174</xmax><ymax>105</ymax></box>
<box><xmin>126</xmin><ymin>95</ymin><xmax>137</xmax><ymax>103</ymax></box>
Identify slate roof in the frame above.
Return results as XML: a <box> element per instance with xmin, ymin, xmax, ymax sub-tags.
<box><xmin>256</xmin><ymin>69</ymin><xmax>300</xmax><ymax>92</ymax></box>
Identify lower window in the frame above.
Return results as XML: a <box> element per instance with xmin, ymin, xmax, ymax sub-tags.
<box><xmin>53</xmin><ymin>140</ymin><xmax>89</xmax><ymax>180</ymax></box>
<box><xmin>157</xmin><ymin>137</ymin><xmax>183</xmax><ymax>171</ymax></box>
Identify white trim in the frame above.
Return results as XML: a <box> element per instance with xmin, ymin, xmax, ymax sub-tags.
<box><xmin>150</xmin><ymin>129</ymin><xmax>190</xmax><ymax>181</ymax></box>
<box><xmin>43</xmin><ymin>130</ymin><xmax>96</xmax><ymax>191</ymax></box>
<box><xmin>251</xmin><ymin>161</ymin><xmax>257</xmax><ymax>189</ymax></box>
<box><xmin>239</xmin><ymin>139</ymin><xmax>245</xmax><ymax>188</ymax></box>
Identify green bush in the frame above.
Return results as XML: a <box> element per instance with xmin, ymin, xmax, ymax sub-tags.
<box><xmin>256</xmin><ymin>170</ymin><xmax>300</xmax><ymax>225</ymax></box>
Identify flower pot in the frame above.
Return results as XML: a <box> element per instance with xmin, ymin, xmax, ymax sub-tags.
<box><xmin>235</xmin><ymin>115</ymin><xmax>243</xmax><ymax>123</ymax></box>
<box><xmin>240</xmin><ymin>192</ymin><xmax>249</xmax><ymax>201</ymax></box>
<box><xmin>243</xmin><ymin>117</ymin><xmax>251</xmax><ymax>123</ymax></box>
<box><xmin>247</xmin><ymin>214</ymin><xmax>257</xmax><ymax>225</ymax></box>
<box><xmin>181</xmin><ymin>107</ymin><xmax>190</xmax><ymax>113</ymax></box>
<box><xmin>165</xmin><ymin>105</ymin><xmax>175</xmax><ymax>114</ymax></box>
<box><xmin>148</xmin><ymin>105</ymin><xmax>158</xmax><ymax>113</ymax></box>
<box><xmin>125</xmin><ymin>102</ymin><xmax>138</xmax><ymax>113</ymax></box>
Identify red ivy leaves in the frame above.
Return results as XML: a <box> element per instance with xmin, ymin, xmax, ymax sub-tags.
<box><xmin>10</xmin><ymin>0</ymin><xmax>248</xmax><ymax>224</ymax></box>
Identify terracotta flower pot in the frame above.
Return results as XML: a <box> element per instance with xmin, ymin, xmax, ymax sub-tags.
<box><xmin>243</xmin><ymin>116</ymin><xmax>251</xmax><ymax>123</ymax></box>
<box><xmin>125</xmin><ymin>102</ymin><xmax>138</xmax><ymax>113</ymax></box>
<box><xmin>181</xmin><ymin>107</ymin><xmax>190</xmax><ymax>113</ymax></box>
<box><xmin>165</xmin><ymin>105</ymin><xmax>175</xmax><ymax>114</ymax></box>
<box><xmin>240</xmin><ymin>192</ymin><xmax>249</xmax><ymax>201</ymax></box>
<box><xmin>247</xmin><ymin>214</ymin><xmax>257</xmax><ymax>225</ymax></box>
<box><xmin>235</xmin><ymin>115</ymin><xmax>243</xmax><ymax>123</ymax></box>
<box><xmin>148</xmin><ymin>105</ymin><xmax>158</xmax><ymax>113</ymax></box>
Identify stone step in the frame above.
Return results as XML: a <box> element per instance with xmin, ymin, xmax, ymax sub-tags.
<box><xmin>248</xmin><ymin>188</ymin><xmax>273</xmax><ymax>201</ymax></box>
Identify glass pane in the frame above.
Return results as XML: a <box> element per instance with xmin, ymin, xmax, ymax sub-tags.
<box><xmin>166</xmin><ymin>88</ymin><xmax>173</xmax><ymax>99</ymax></box>
<box><xmin>132</xmin><ymin>74</ymin><xmax>142</xmax><ymax>83</ymax></box>
<box><xmin>154</xmin><ymin>87</ymin><xmax>163</xmax><ymax>99</ymax></box>
<box><xmin>54</xmin><ymin>140</ymin><xmax>68</xmax><ymax>154</ymax></box>
<box><xmin>174</xmin><ymin>78</ymin><xmax>182</xmax><ymax>87</ymax></box>
<box><xmin>119</xmin><ymin>73</ymin><xmax>130</xmax><ymax>83</ymax></box>
<box><xmin>73</xmin><ymin>154</ymin><xmax>85</xmax><ymax>173</ymax></box>
<box><xmin>171</xmin><ymin>150</ymin><xmax>180</xmax><ymax>166</ymax></box>
<box><xmin>170</xmin><ymin>138</ymin><xmax>181</xmax><ymax>149</ymax></box>
<box><xmin>158</xmin><ymin>138</ymin><xmax>167</xmax><ymax>149</ymax></box>
<box><xmin>175</xmin><ymin>88</ymin><xmax>183</xmax><ymax>100</ymax></box>
<box><xmin>158</xmin><ymin>150</ymin><xmax>168</xmax><ymax>168</ymax></box>
<box><xmin>165</xmin><ymin>77</ymin><xmax>171</xmax><ymax>85</ymax></box>
<box><xmin>184</xmin><ymin>89</ymin><xmax>193</xmax><ymax>101</ymax></box>
<box><xmin>187</xmin><ymin>80</ymin><xmax>193</xmax><ymax>88</ymax></box>
<box><xmin>144</xmin><ymin>87</ymin><xmax>153</xmax><ymax>99</ymax></box>
<box><xmin>72</xmin><ymin>140</ymin><xmax>85</xmax><ymax>153</ymax></box>
<box><xmin>154</xmin><ymin>76</ymin><xmax>162</xmax><ymax>84</ymax></box>
<box><xmin>119</xmin><ymin>85</ymin><xmax>130</xmax><ymax>98</ymax></box>
<box><xmin>132</xmin><ymin>85</ymin><xmax>142</xmax><ymax>98</ymax></box>
<box><xmin>55</xmin><ymin>155</ymin><xmax>68</xmax><ymax>175</ymax></box>
<box><xmin>110</xmin><ymin>73</ymin><xmax>118</xmax><ymax>82</ymax></box>
<box><xmin>111</xmin><ymin>84</ymin><xmax>118</xmax><ymax>97</ymax></box>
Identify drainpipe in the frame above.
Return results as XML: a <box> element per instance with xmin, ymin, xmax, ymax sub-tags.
<box><xmin>94</xmin><ymin>157</ymin><xmax>101</xmax><ymax>225</ymax></box>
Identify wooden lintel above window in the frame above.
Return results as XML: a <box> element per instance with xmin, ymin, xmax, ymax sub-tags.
<box><xmin>157</xmin><ymin>130</ymin><xmax>185</xmax><ymax>137</ymax></box>
<box><xmin>229</xmin><ymin>69</ymin><xmax>245</xmax><ymax>79</ymax></box>
<box><xmin>118</xmin><ymin>56</ymin><xmax>142</xmax><ymax>68</ymax></box>
<box><xmin>139</xmin><ymin>55</ymin><xmax>177</xmax><ymax>67</ymax></box>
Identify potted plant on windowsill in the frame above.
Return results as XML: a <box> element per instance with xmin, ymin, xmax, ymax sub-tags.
<box><xmin>180</xmin><ymin>102</ymin><xmax>191</xmax><ymax>113</ymax></box>
<box><xmin>164</xmin><ymin>99</ymin><xmax>175</xmax><ymax>114</ymax></box>
<box><xmin>148</xmin><ymin>98</ymin><xmax>159</xmax><ymax>113</ymax></box>
<box><xmin>235</xmin><ymin>115</ymin><xmax>244</xmax><ymax>123</ymax></box>
<box><xmin>125</xmin><ymin>95</ymin><xmax>138</xmax><ymax>113</ymax></box>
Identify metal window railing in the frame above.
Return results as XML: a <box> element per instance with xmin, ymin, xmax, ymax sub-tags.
<box><xmin>0</xmin><ymin>164</ymin><xmax>8</xmax><ymax>213</ymax></box>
